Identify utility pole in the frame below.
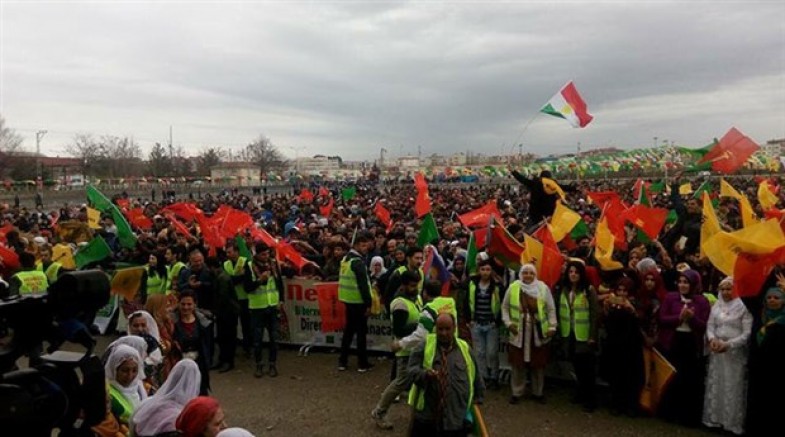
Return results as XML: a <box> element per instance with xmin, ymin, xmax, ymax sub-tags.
<box><xmin>36</xmin><ymin>130</ymin><xmax>47</xmax><ymax>192</ymax></box>
<box><xmin>577</xmin><ymin>141</ymin><xmax>582</xmax><ymax>182</ymax></box>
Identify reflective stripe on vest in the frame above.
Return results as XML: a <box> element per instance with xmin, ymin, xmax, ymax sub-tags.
<box><xmin>224</xmin><ymin>257</ymin><xmax>248</xmax><ymax>300</ymax></box>
<box><xmin>248</xmin><ymin>269</ymin><xmax>280</xmax><ymax>310</ymax></box>
<box><xmin>408</xmin><ymin>334</ymin><xmax>474</xmax><ymax>411</ymax></box>
<box><xmin>508</xmin><ymin>281</ymin><xmax>550</xmax><ymax>334</ymax></box>
<box><xmin>391</xmin><ymin>296</ymin><xmax>421</xmax><ymax>357</ymax></box>
<box><xmin>468</xmin><ymin>281</ymin><xmax>500</xmax><ymax>319</ymax></box>
<box><xmin>109</xmin><ymin>385</ymin><xmax>134</xmax><ymax>424</ymax></box>
<box><xmin>338</xmin><ymin>257</ymin><xmax>369</xmax><ymax>304</ymax></box>
<box><xmin>146</xmin><ymin>269</ymin><xmax>166</xmax><ymax>294</ymax></box>
<box><xmin>703</xmin><ymin>293</ymin><xmax>717</xmax><ymax>306</ymax></box>
<box><xmin>37</xmin><ymin>261</ymin><xmax>62</xmax><ymax>284</ymax></box>
<box><xmin>13</xmin><ymin>270</ymin><xmax>48</xmax><ymax>294</ymax></box>
<box><xmin>559</xmin><ymin>293</ymin><xmax>590</xmax><ymax>341</ymax></box>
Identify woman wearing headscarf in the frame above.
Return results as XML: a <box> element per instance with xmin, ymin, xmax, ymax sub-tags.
<box><xmin>656</xmin><ymin>269</ymin><xmax>710</xmax><ymax>426</ymax></box>
<box><xmin>702</xmin><ymin>276</ymin><xmax>752</xmax><ymax>435</ymax></box>
<box><xmin>128</xmin><ymin>310</ymin><xmax>164</xmax><ymax>386</ymax></box>
<box><xmin>501</xmin><ymin>263</ymin><xmax>557</xmax><ymax>404</ymax></box>
<box><xmin>746</xmin><ymin>285</ymin><xmax>785</xmax><ymax>436</ymax></box>
<box><xmin>554</xmin><ymin>259</ymin><xmax>599</xmax><ymax>412</ymax></box>
<box><xmin>175</xmin><ymin>396</ymin><xmax>227</xmax><ymax>437</ymax></box>
<box><xmin>131</xmin><ymin>359</ymin><xmax>202</xmax><ymax>437</ymax></box>
<box><xmin>105</xmin><ymin>344</ymin><xmax>148</xmax><ymax>428</ymax></box>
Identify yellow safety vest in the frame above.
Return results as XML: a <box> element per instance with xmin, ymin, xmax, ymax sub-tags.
<box><xmin>507</xmin><ymin>281</ymin><xmax>550</xmax><ymax>335</ymax></box>
<box><xmin>338</xmin><ymin>257</ymin><xmax>370</xmax><ymax>304</ymax></box>
<box><xmin>390</xmin><ymin>296</ymin><xmax>421</xmax><ymax>357</ymax></box>
<box><xmin>468</xmin><ymin>281</ymin><xmax>500</xmax><ymax>319</ymax></box>
<box><xmin>703</xmin><ymin>293</ymin><xmax>717</xmax><ymax>306</ymax></box>
<box><xmin>167</xmin><ymin>262</ymin><xmax>186</xmax><ymax>293</ymax></box>
<box><xmin>146</xmin><ymin>268</ymin><xmax>167</xmax><ymax>295</ymax></box>
<box><xmin>36</xmin><ymin>261</ymin><xmax>62</xmax><ymax>284</ymax></box>
<box><xmin>248</xmin><ymin>270</ymin><xmax>280</xmax><ymax>310</ymax></box>
<box><xmin>559</xmin><ymin>292</ymin><xmax>590</xmax><ymax>341</ymax></box>
<box><xmin>13</xmin><ymin>270</ymin><xmax>49</xmax><ymax>294</ymax></box>
<box><xmin>396</xmin><ymin>265</ymin><xmax>424</xmax><ymax>293</ymax></box>
<box><xmin>408</xmin><ymin>334</ymin><xmax>475</xmax><ymax>412</ymax></box>
<box><xmin>108</xmin><ymin>384</ymin><xmax>134</xmax><ymax>424</ymax></box>
<box><xmin>224</xmin><ymin>257</ymin><xmax>248</xmax><ymax>300</ymax></box>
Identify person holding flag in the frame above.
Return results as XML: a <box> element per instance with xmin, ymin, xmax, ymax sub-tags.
<box><xmin>509</xmin><ymin>169</ymin><xmax>574</xmax><ymax>229</ymax></box>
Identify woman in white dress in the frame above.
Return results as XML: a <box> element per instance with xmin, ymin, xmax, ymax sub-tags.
<box><xmin>702</xmin><ymin>276</ymin><xmax>752</xmax><ymax>435</ymax></box>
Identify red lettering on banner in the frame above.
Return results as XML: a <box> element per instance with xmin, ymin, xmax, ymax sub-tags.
<box><xmin>286</xmin><ymin>281</ymin><xmax>325</xmax><ymax>302</ymax></box>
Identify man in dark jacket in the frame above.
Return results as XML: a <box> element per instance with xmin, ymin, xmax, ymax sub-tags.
<box><xmin>208</xmin><ymin>256</ymin><xmax>240</xmax><ymax>373</ymax></box>
<box><xmin>338</xmin><ymin>232</ymin><xmax>374</xmax><ymax>372</ymax></box>
<box><xmin>510</xmin><ymin>169</ymin><xmax>572</xmax><ymax>228</ymax></box>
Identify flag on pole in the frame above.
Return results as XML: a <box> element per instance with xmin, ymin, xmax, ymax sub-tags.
<box><xmin>550</xmin><ymin>201</ymin><xmax>581</xmax><ymax>242</ymax></box>
<box><xmin>458</xmin><ymin>201</ymin><xmax>503</xmax><ymax>229</ymax></box>
<box><xmin>700</xmin><ymin>191</ymin><xmax>722</xmax><ymax>259</ymax></box>
<box><xmin>720</xmin><ymin>179</ymin><xmax>758</xmax><ymax>228</ymax></box>
<box><xmin>74</xmin><ymin>235</ymin><xmax>112</xmax><ymax>268</ymax></box>
<box><xmin>417</xmin><ymin>213</ymin><xmax>440</xmax><ymax>247</ymax></box>
<box><xmin>86</xmin><ymin>185</ymin><xmax>113</xmax><ymax>212</ymax></box>
<box><xmin>540</xmin><ymin>81</ymin><xmax>594</xmax><ymax>128</ymax></box>
<box><xmin>703</xmin><ymin>219</ymin><xmax>785</xmax><ymax>276</ymax></box>
<box><xmin>697</xmin><ymin>127</ymin><xmax>760</xmax><ymax>174</ymax></box>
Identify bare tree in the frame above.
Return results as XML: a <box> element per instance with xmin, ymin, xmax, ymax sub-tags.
<box><xmin>244</xmin><ymin>135</ymin><xmax>287</xmax><ymax>175</ymax></box>
<box><xmin>196</xmin><ymin>147</ymin><xmax>224</xmax><ymax>176</ymax></box>
<box><xmin>148</xmin><ymin>142</ymin><xmax>171</xmax><ymax>177</ymax></box>
<box><xmin>0</xmin><ymin>115</ymin><xmax>24</xmax><ymax>178</ymax></box>
<box><xmin>66</xmin><ymin>133</ymin><xmax>100</xmax><ymax>179</ymax></box>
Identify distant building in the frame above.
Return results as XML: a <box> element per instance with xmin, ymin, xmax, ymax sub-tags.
<box><xmin>448</xmin><ymin>153</ymin><xmax>467</xmax><ymax>166</ymax></box>
<box><xmin>210</xmin><ymin>162</ymin><xmax>260</xmax><ymax>186</ymax></box>
<box><xmin>398</xmin><ymin>156</ymin><xmax>420</xmax><ymax>169</ymax></box>
<box><xmin>762</xmin><ymin>138</ymin><xmax>785</xmax><ymax>157</ymax></box>
<box><xmin>293</xmin><ymin>156</ymin><xmax>341</xmax><ymax>176</ymax></box>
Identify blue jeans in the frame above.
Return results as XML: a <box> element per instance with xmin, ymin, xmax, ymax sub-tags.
<box><xmin>471</xmin><ymin>322</ymin><xmax>500</xmax><ymax>381</ymax></box>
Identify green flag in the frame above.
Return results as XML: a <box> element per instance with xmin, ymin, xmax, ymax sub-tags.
<box><xmin>649</xmin><ymin>181</ymin><xmax>665</xmax><ymax>194</ymax></box>
<box><xmin>636</xmin><ymin>186</ymin><xmax>652</xmax><ymax>243</ymax></box>
<box><xmin>466</xmin><ymin>232</ymin><xmax>478</xmax><ymax>276</ymax></box>
<box><xmin>75</xmin><ymin>235</ymin><xmax>112</xmax><ymax>268</ymax></box>
<box><xmin>341</xmin><ymin>186</ymin><xmax>357</xmax><ymax>201</ymax></box>
<box><xmin>693</xmin><ymin>181</ymin><xmax>711</xmax><ymax>199</ymax></box>
<box><xmin>417</xmin><ymin>213</ymin><xmax>440</xmax><ymax>247</ymax></box>
<box><xmin>570</xmin><ymin>220</ymin><xmax>589</xmax><ymax>240</ymax></box>
<box><xmin>235</xmin><ymin>235</ymin><xmax>252</xmax><ymax>260</ymax></box>
<box><xmin>109</xmin><ymin>205</ymin><xmax>137</xmax><ymax>249</ymax></box>
<box><xmin>86</xmin><ymin>185</ymin><xmax>113</xmax><ymax>212</ymax></box>
<box><xmin>666</xmin><ymin>209</ymin><xmax>678</xmax><ymax>225</ymax></box>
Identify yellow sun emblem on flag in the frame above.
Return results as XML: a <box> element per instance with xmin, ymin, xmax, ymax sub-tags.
<box><xmin>560</xmin><ymin>104</ymin><xmax>573</xmax><ymax>114</ymax></box>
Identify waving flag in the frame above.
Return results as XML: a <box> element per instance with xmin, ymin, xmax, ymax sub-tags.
<box><xmin>458</xmin><ymin>201</ymin><xmax>503</xmax><ymax>229</ymax></box>
<box><xmin>374</xmin><ymin>201</ymin><xmax>393</xmax><ymax>229</ymax></box>
<box><xmin>423</xmin><ymin>245</ymin><xmax>451</xmax><ymax>296</ymax></box>
<box><xmin>319</xmin><ymin>197</ymin><xmax>335</xmax><ymax>218</ymax></box>
<box><xmin>703</xmin><ymin>219</ymin><xmax>785</xmax><ymax>276</ymax></box>
<box><xmin>162</xmin><ymin>202</ymin><xmax>203</xmax><ymax>221</ymax></box>
<box><xmin>487</xmin><ymin>218</ymin><xmax>525</xmax><ymax>270</ymax></box>
<box><xmin>541</xmin><ymin>81</ymin><xmax>593</xmax><ymax>128</ymax></box>
<box><xmin>698</xmin><ymin>127</ymin><xmax>759</xmax><ymax>174</ymax></box>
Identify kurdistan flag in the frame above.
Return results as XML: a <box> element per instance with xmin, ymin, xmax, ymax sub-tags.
<box><xmin>541</xmin><ymin>81</ymin><xmax>593</xmax><ymax>128</ymax></box>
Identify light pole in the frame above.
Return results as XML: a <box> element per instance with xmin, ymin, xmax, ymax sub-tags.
<box><xmin>36</xmin><ymin>130</ymin><xmax>47</xmax><ymax>192</ymax></box>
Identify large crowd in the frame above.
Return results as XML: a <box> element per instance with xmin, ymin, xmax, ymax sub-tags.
<box><xmin>1</xmin><ymin>170</ymin><xmax>784</xmax><ymax>436</ymax></box>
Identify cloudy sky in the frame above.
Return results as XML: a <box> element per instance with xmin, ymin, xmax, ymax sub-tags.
<box><xmin>1</xmin><ymin>1</ymin><xmax>783</xmax><ymax>161</ymax></box>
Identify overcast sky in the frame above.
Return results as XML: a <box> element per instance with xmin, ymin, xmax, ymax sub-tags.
<box><xmin>1</xmin><ymin>1</ymin><xmax>783</xmax><ymax>161</ymax></box>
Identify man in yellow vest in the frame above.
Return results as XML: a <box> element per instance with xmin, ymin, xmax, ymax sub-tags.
<box><xmin>36</xmin><ymin>243</ymin><xmax>66</xmax><ymax>285</ymax></box>
<box><xmin>407</xmin><ymin>312</ymin><xmax>484</xmax><ymax>436</ymax></box>
<box><xmin>247</xmin><ymin>242</ymin><xmax>283</xmax><ymax>378</ymax></box>
<box><xmin>464</xmin><ymin>259</ymin><xmax>503</xmax><ymax>390</ymax></box>
<box><xmin>9</xmin><ymin>252</ymin><xmax>49</xmax><ymax>295</ymax></box>
<box><xmin>371</xmin><ymin>270</ymin><xmax>421</xmax><ymax>430</ymax></box>
<box><xmin>383</xmin><ymin>246</ymin><xmax>423</xmax><ymax>309</ymax></box>
<box><xmin>338</xmin><ymin>232</ymin><xmax>374</xmax><ymax>372</ymax></box>
<box><xmin>224</xmin><ymin>241</ymin><xmax>252</xmax><ymax>357</ymax></box>
<box><xmin>391</xmin><ymin>280</ymin><xmax>455</xmax><ymax>353</ymax></box>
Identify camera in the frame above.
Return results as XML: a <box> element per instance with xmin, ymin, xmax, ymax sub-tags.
<box><xmin>0</xmin><ymin>270</ymin><xmax>110</xmax><ymax>436</ymax></box>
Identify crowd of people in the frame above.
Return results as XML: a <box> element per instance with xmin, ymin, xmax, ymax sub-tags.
<box><xmin>1</xmin><ymin>170</ymin><xmax>784</xmax><ymax>436</ymax></box>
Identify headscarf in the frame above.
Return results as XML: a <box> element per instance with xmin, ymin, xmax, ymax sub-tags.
<box><xmin>635</xmin><ymin>257</ymin><xmax>658</xmax><ymax>274</ymax></box>
<box><xmin>176</xmin><ymin>396</ymin><xmax>221</xmax><ymax>437</ymax></box>
<box><xmin>758</xmin><ymin>287</ymin><xmax>785</xmax><ymax>345</ymax></box>
<box><xmin>370</xmin><ymin>256</ymin><xmax>387</xmax><ymax>277</ymax></box>
<box><xmin>131</xmin><ymin>359</ymin><xmax>201</xmax><ymax>436</ymax></box>
<box><xmin>217</xmin><ymin>429</ymin><xmax>256</xmax><ymax>437</ymax></box>
<box><xmin>519</xmin><ymin>264</ymin><xmax>541</xmax><ymax>298</ymax></box>
<box><xmin>102</xmin><ymin>336</ymin><xmax>149</xmax><ymax>379</ymax></box>
<box><xmin>678</xmin><ymin>269</ymin><xmax>702</xmax><ymax>296</ymax></box>
<box><xmin>104</xmin><ymin>344</ymin><xmax>147</xmax><ymax>409</ymax></box>
<box><xmin>712</xmin><ymin>276</ymin><xmax>747</xmax><ymax>321</ymax></box>
<box><xmin>129</xmin><ymin>310</ymin><xmax>163</xmax><ymax>366</ymax></box>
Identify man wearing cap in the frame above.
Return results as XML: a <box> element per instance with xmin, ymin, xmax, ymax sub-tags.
<box><xmin>338</xmin><ymin>231</ymin><xmax>374</xmax><ymax>372</ymax></box>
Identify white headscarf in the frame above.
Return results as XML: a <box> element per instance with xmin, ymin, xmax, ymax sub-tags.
<box><xmin>519</xmin><ymin>263</ymin><xmax>541</xmax><ymax>298</ymax></box>
<box><xmin>129</xmin><ymin>310</ymin><xmax>163</xmax><ymax>366</ymax></box>
<box><xmin>370</xmin><ymin>256</ymin><xmax>387</xmax><ymax>277</ymax></box>
<box><xmin>103</xmin><ymin>336</ymin><xmax>149</xmax><ymax>379</ymax></box>
<box><xmin>105</xmin><ymin>344</ymin><xmax>148</xmax><ymax>409</ymax></box>
<box><xmin>217</xmin><ymin>429</ymin><xmax>256</xmax><ymax>437</ymax></box>
<box><xmin>131</xmin><ymin>359</ymin><xmax>201</xmax><ymax>436</ymax></box>
<box><xmin>713</xmin><ymin>276</ymin><xmax>747</xmax><ymax>319</ymax></box>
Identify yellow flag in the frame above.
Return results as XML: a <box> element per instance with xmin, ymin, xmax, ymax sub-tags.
<box><xmin>720</xmin><ymin>179</ymin><xmax>757</xmax><ymax>227</ymax></box>
<box><xmin>521</xmin><ymin>233</ymin><xmax>544</xmax><ymax>271</ymax></box>
<box><xmin>52</xmin><ymin>243</ymin><xmax>76</xmax><ymax>270</ymax></box>
<box><xmin>111</xmin><ymin>267</ymin><xmax>145</xmax><ymax>301</ymax></box>
<box><xmin>700</xmin><ymin>192</ymin><xmax>721</xmax><ymax>259</ymax></box>
<box><xmin>550</xmin><ymin>201</ymin><xmax>581</xmax><ymax>242</ymax></box>
<box><xmin>594</xmin><ymin>217</ymin><xmax>624</xmax><ymax>271</ymax></box>
<box><xmin>542</xmin><ymin>177</ymin><xmax>566</xmax><ymax>200</ymax></box>
<box><xmin>87</xmin><ymin>207</ymin><xmax>102</xmax><ymax>229</ymax></box>
<box><xmin>703</xmin><ymin>218</ymin><xmax>785</xmax><ymax>276</ymax></box>
<box><xmin>679</xmin><ymin>182</ymin><xmax>693</xmax><ymax>195</ymax></box>
<box><xmin>758</xmin><ymin>180</ymin><xmax>779</xmax><ymax>211</ymax></box>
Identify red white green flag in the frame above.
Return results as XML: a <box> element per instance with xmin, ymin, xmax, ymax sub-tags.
<box><xmin>541</xmin><ymin>81</ymin><xmax>593</xmax><ymax>128</ymax></box>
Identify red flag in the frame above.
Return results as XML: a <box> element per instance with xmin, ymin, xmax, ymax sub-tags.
<box><xmin>162</xmin><ymin>202</ymin><xmax>203</xmax><ymax>221</ymax></box>
<box><xmin>124</xmin><ymin>208</ymin><xmax>153</xmax><ymax>230</ymax></box>
<box><xmin>415</xmin><ymin>190</ymin><xmax>431</xmax><ymax>218</ymax></box>
<box><xmin>458</xmin><ymin>201</ymin><xmax>503</xmax><ymax>229</ymax></box>
<box><xmin>213</xmin><ymin>207</ymin><xmax>253</xmax><ymax>239</ymax></box>
<box><xmin>277</xmin><ymin>241</ymin><xmax>311</xmax><ymax>271</ymax></box>
<box><xmin>531</xmin><ymin>225</ymin><xmax>565</xmax><ymax>288</ymax></box>
<box><xmin>0</xmin><ymin>222</ymin><xmax>13</xmax><ymax>243</ymax></box>
<box><xmin>374</xmin><ymin>202</ymin><xmax>392</xmax><ymax>228</ymax></box>
<box><xmin>299</xmin><ymin>188</ymin><xmax>315</xmax><ymax>203</ymax></box>
<box><xmin>318</xmin><ymin>186</ymin><xmax>329</xmax><ymax>198</ymax></box>
<box><xmin>0</xmin><ymin>245</ymin><xmax>21</xmax><ymax>270</ymax></box>
<box><xmin>487</xmin><ymin>221</ymin><xmax>524</xmax><ymax>269</ymax></box>
<box><xmin>622</xmin><ymin>205</ymin><xmax>669</xmax><ymax>240</ymax></box>
<box><xmin>698</xmin><ymin>127</ymin><xmax>760</xmax><ymax>174</ymax></box>
<box><xmin>316</xmin><ymin>282</ymin><xmax>345</xmax><ymax>331</ymax></box>
<box><xmin>414</xmin><ymin>172</ymin><xmax>428</xmax><ymax>191</ymax></box>
<box><xmin>319</xmin><ymin>197</ymin><xmax>334</xmax><ymax>218</ymax></box>
<box><xmin>116</xmin><ymin>198</ymin><xmax>130</xmax><ymax>210</ymax></box>
<box><xmin>164</xmin><ymin>212</ymin><xmax>192</xmax><ymax>238</ymax></box>
<box><xmin>195</xmin><ymin>214</ymin><xmax>225</xmax><ymax>250</ymax></box>
<box><xmin>588</xmin><ymin>191</ymin><xmax>629</xmax><ymax>250</ymax></box>
<box><xmin>250</xmin><ymin>227</ymin><xmax>278</xmax><ymax>248</ymax></box>
<box><xmin>733</xmin><ymin>247</ymin><xmax>785</xmax><ymax>298</ymax></box>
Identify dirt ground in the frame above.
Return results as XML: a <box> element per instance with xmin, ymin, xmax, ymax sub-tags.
<box><xmin>199</xmin><ymin>345</ymin><xmax>713</xmax><ymax>437</ymax></box>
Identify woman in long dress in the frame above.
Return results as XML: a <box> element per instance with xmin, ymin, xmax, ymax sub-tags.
<box><xmin>702</xmin><ymin>276</ymin><xmax>752</xmax><ymax>435</ymax></box>
<box><xmin>501</xmin><ymin>263</ymin><xmax>557</xmax><ymax>404</ymax></box>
